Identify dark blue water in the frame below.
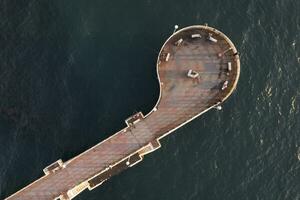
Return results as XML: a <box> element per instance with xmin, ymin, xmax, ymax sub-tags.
<box><xmin>0</xmin><ymin>0</ymin><xmax>299</xmax><ymax>199</ymax></box>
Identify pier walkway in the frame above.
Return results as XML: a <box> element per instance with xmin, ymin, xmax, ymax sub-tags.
<box><xmin>6</xmin><ymin>25</ymin><xmax>240</xmax><ymax>200</ymax></box>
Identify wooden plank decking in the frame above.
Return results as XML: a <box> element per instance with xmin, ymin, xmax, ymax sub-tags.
<box><xmin>6</xmin><ymin>25</ymin><xmax>240</xmax><ymax>200</ymax></box>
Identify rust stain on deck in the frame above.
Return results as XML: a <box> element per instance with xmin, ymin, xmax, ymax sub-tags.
<box><xmin>6</xmin><ymin>25</ymin><xmax>240</xmax><ymax>200</ymax></box>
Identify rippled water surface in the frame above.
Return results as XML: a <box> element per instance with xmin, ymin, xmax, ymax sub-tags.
<box><xmin>0</xmin><ymin>0</ymin><xmax>299</xmax><ymax>199</ymax></box>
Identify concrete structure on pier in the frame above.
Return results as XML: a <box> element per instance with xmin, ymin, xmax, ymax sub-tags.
<box><xmin>6</xmin><ymin>25</ymin><xmax>240</xmax><ymax>200</ymax></box>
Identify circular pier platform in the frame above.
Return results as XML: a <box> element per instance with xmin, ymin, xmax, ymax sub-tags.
<box><xmin>158</xmin><ymin>25</ymin><xmax>240</xmax><ymax>108</ymax></box>
<box><xmin>146</xmin><ymin>25</ymin><xmax>240</xmax><ymax>135</ymax></box>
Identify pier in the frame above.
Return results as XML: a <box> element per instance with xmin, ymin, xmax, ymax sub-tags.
<box><xmin>6</xmin><ymin>25</ymin><xmax>240</xmax><ymax>200</ymax></box>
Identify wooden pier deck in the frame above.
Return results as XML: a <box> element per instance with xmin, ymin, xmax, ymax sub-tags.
<box><xmin>6</xmin><ymin>25</ymin><xmax>240</xmax><ymax>200</ymax></box>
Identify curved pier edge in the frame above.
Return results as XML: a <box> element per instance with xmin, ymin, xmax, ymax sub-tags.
<box><xmin>146</xmin><ymin>24</ymin><xmax>240</xmax><ymax>119</ymax></box>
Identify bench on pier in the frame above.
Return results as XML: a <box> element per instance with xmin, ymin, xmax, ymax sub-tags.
<box><xmin>222</xmin><ymin>80</ymin><xmax>229</xmax><ymax>90</ymax></box>
<box><xmin>227</xmin><ymin>62</ymin><xmax>232</xmax><ymax>71</ymax></box>
<box><xmin>207</xmin><ymin>33</ymin><xmax>218</xmax><ymax>43</ymax></box>
<box><xmin>175</xmin><ymin>38</ymin><xmax>183</xmax><ymax>46</ymax></box>
<box><xmin>165</xmin><ymin>53</ymin><xmax>170</xmax><ymax>61</ymax></box>
<box><xmin>191</xmin><ymin>34</ymin><xmax>201</xmax><ymax>38</ymax></box>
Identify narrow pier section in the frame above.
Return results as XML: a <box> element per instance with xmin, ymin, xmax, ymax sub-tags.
<box><xmin>6</xmin><ymin>25</ymin><xmax>240</xmax><ymax>200</ymax></box>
